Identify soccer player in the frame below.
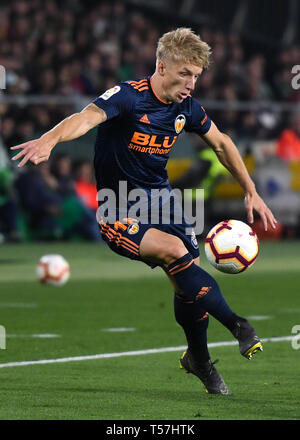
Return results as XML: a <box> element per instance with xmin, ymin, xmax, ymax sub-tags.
<box><xmin>11</xmin><ymin>28</ymin><xmax>277</xmax><ymax>395</ymax></box>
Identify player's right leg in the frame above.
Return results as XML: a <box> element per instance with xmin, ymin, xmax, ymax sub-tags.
<box><xmin>140</xmin><ymin>229</ymin><xmax>231</xmax><ymax>394</ymax></box>
<box><xmin>140</xmin><ymin>228</ymin><xmax>237</xmax><ymax>328</ymax></box>
<box><xmin>140</xmin><ymin>228</ymin><xmax>262</xmax><ymax>360</ymax></box>
<box><xmin>168</xmin><ymin>261</ymin><xmax>231</xmax><ymax>394</ymax></box>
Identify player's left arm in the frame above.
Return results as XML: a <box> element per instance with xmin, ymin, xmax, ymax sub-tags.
<box><xmin>202</xmin><ymin>121</ymin><xmax>277</xmax><ymax>231</ymax></box>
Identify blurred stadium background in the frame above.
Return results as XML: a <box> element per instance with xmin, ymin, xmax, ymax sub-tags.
<box><xmin>0</xmin><ymin>0</ymin><xmax>300</xmax><ymax>421</ymax></box>
<box><xmin>1</xmin><ymin>0</ymin><xmax>300</xmax><ymax>242</ymax></box>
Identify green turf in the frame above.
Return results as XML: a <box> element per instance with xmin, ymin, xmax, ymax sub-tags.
<box><xmin>0</xmin><ymin>241</ymin><xmax>299</xmax><ymax>420</ymax></box>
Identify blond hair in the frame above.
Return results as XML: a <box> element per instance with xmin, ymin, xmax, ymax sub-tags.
<box><xmin>156</xmin><ymin>28</ymin><xmax>211</xmax><ymax>69</ymax></box>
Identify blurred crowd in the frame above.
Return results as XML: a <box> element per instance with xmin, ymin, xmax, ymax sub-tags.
<box><xmin>1</xmin><ymin>0</ymin><xmax>300</xmax><ymax>144</ymax></box>
<box><xmin>0</xmin><ymin>143</ymin><xmax>101</xmax><ymax>242</ymax></box>
<box><xmin>0</xmin><ymin>0</ymin><xmax>300</xmax><ymax>241</ymax></box>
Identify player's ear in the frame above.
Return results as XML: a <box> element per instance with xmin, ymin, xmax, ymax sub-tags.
<box><xmin>156</xmin><ymin>60</ymin><xmax>166</xmax><ymax>76</ymax></box>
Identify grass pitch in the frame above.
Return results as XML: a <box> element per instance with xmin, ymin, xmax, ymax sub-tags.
<box><xmin>0</xmin><ymin>240</ymin><xmax>299</xmax><ymax>420</ymax></box>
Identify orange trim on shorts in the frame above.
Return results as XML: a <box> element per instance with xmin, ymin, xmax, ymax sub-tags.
<box><xmin>101</xmin><ymin>224</ymin><xmax>139</xmax><ymax>249</ymax></box>
<box><xmin>101</xmin><ymin>230</ymin><xmax>139</xmax><ymax>256</ymax></box>
<box><xmin>100</xmin><ymin>224</ymin><xmax>140</xmax><ymax>255</ymax></box>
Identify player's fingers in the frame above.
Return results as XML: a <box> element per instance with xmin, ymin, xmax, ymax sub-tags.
<box><xmin>246</xmin><ymin>203</ymin><xmax>254</xmax><ymax>224</ymax></box>
<box><xmin>244</xmin><ymin>196</ymin><xmax>252</xmax><ymax>223</ymax></box>
<box><xmin>266</xmin><ymin>209</ymin><xmax>278</xmax><ymax>229</ymax></box>
<box><xmin>12</xmin><ymin>144</ymin><xmax>40</xmax><ymax>161</ymax></box>
<box><xmin>31</xmin><ymin>155</ymin><xmax>48</xmax><ymax>165</ymax></box>
<box><xmin>248</xmin><ymin>210</ymin><xmax>254</xmax><ymax>224</ymax></box>
<box><xmin>31</xmin><ymin>150</ymin><xmax>49</xmax><ymax>163</ymax></box>
<box><xmin>17</xmin><ymin>156</ymin><xmax>30</xmax><ymax>168</ymax></box>
<box><xmin>10</xmin><ymin>142</ymin><xmax>29</xmax><ymax>151</ymax></box>
<box><xmin>260</xmin><ymin>211</ymin><xmax>268</xmax><ymax>231</ymax></box>
<box><xmin>17</xmin><ymin>150</ymin><xmax>36</xmax><ymax>168</ymax></box>
<box><xmin>11</xmin><ymin>149</ymin><xmax>28</xmax><ymax>161</ymax></box>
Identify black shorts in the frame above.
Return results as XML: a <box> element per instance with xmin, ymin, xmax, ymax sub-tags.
<box><xmin>99</xmin><ymin>217</ymin><xmax>199</xmax><ymax>269</ymax></box>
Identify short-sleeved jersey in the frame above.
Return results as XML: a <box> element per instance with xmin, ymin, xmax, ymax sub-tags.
<box><xmin>92</xmin><ymin>77</ymin><xmax>211</xmax><ymax>196</ymax></box>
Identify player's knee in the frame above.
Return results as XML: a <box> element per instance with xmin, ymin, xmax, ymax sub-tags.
<box><xmin>161</xmin><ymin>239</ymin><xmax>188</xmax><ymax>267</ymax></box>
<box><xmin>140</xmin><ymin>229</ymin><xmax>188</xmax><ymax>267</ymax></box>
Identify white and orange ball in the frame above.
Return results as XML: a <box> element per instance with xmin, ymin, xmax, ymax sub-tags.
<box><xmin>204</xmin><ymin>220</ymin><xmax>259</xmax><ymax>274</ymax></box>
<box><xmin>36</xmin><ymin>254</ymin><xmax>70</xmax><ymax>286</ymax></box>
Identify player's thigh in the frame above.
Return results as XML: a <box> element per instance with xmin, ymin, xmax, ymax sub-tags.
<box><xmin>139</xmin><ymin>227</ymin><xmax>188</xmax><ymax>267</ymax></box>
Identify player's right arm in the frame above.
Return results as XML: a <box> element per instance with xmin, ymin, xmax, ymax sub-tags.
<box><xmin>10</xmin><ymin>103</ymin><xmax>107</xmax><ymax>168</ymax></box>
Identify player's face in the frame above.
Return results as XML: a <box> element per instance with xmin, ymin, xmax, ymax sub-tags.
<box><xmin>159</xmin><ymin>60</ymin><xmax>203</xmax><ymax>103</ymax></box>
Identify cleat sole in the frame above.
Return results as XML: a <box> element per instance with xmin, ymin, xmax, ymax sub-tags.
<box><xmin>243</xmin><ymin>342</ymin><xmax>263</xmax><ymax>359</ymax></box>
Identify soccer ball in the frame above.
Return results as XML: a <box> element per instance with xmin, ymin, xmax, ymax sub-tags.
<box><xmin>204</xmin><ymin>220</ymin><xmax>259</xmax><ymax>274</ymax></box>
<box><xmin>36</xmin><ymin>254</ymin><xmax>70</xmax><ymax>286</ymax></box>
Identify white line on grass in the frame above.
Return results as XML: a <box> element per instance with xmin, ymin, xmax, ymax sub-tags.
<box><xmin>7</xmin><ymin>334</ymin><xmax>61</xmax><ymax>339</ymax></box>
<box><xmin>101</xmin><ymin>328</ymin><xmax>136</xmax><ymax>332</ymax></box>
<box><xmin>246</xmin><ymin>315</ymin><xmax>273</xmax><ymax>321</ymax></box>
<box><xmin>0</xmin><ymin>335</ymin><xmax>293</xmax><ymax>369</ymax></box>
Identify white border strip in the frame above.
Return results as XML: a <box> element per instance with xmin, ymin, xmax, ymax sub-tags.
<box><xmin>0</xmin><ymin>335</ymin><xmax>293</xmax><ymax>369</ymax></box>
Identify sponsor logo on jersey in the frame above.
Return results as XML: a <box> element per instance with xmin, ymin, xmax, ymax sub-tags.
<box><xmin>174</xmin><ymin>114</ymin><xmax>186</xmax><ymax>134</ymax></box>
<box><xmin>139</xmin><ymin>114</ymin><xmax>150</xmax><ymax>124</ymax></box>
<box><xmin>128</xmin><ymin>131</ymin><xmax>178</xmax><ymax>155</ymax></box>
<box><xmin>100</xmin><ymin>85</ymin><xmax>121</xmax><ymax>100</ymax></box>
<box><xmin>130</xmin><ymin>132</ymin><xmax>177</xmax><ymax>148</ymax></box>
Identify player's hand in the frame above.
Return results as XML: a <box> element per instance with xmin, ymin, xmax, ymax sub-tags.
<box><xmin>244</xmin><ymin>191</ymin><xmax>277</xmax><ymax>231</ymax></box>
<box><xmin>10</xmin><ymin>136</ymin><xmax>55</xmax><ymax>168</ymax></box>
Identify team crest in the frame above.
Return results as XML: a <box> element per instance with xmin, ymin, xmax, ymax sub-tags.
<box><xmin>127</xmin><ymin>223</ymin><xmax>139</xmax><ymax>235</ymax></box>
<box><xmin>100</xmin><ymin>85</ymin><xmax>120</xmax><ymax>100</ymax></box>
<box><xmin>174</xmin><ymin>114</ymin><xmax>186</xmax><ymax>134</ymax></box>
